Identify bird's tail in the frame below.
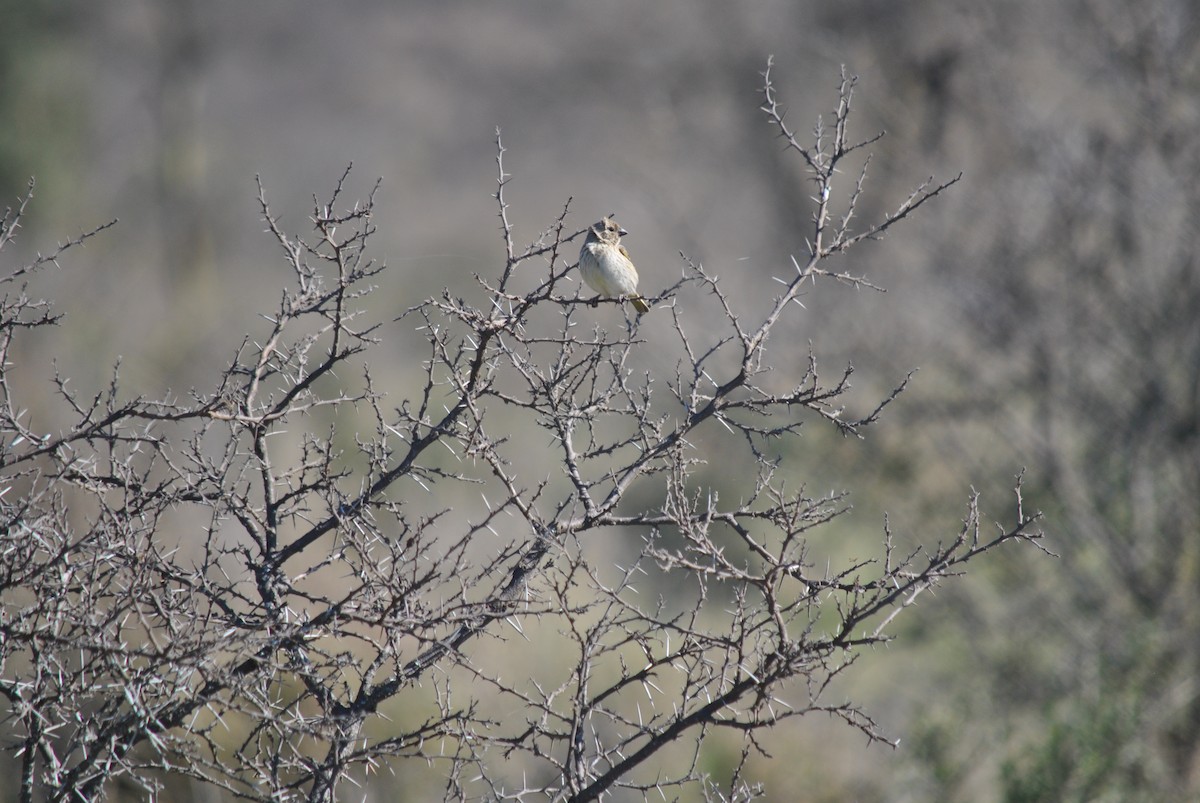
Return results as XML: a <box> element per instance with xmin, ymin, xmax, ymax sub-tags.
<box><xmin>631</xmin><ymin>295</ymin><xmax>651</xmax><ymax>314</ymax></box>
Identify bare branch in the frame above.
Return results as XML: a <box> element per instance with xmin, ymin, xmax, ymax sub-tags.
<box><xmin>0</xmin><ymin>65</ymin><xmax>1044</xmax><ymax>803</ymax></box>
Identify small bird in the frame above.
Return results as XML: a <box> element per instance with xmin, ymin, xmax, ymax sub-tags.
<box><xmin>578</xmin><ymin>217</ymin><xmax>651</xmax><ymax>314</ymax></box>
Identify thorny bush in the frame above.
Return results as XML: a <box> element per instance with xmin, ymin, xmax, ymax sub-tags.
<box><xmin>0</xmin><ymin>64</ymin><xmax>1045</xmax><ymax>803</ymax></box>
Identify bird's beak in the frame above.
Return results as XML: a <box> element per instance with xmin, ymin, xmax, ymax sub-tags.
<box><xmin>618</xmin><ymin>227</ymin><xmax>629</xmax><ymax>237</ymax></box>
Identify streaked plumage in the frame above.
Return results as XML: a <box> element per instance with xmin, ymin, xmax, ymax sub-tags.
<box><xmin>578</xmin><ymin>217</ymin><xmax>651</xmax><ymax>314</ymax></box>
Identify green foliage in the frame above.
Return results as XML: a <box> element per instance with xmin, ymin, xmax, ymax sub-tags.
<box><xmin>1001</xmin><ymin>696</ymin><xmax>1145</xmax><ymax>803</ymax></box>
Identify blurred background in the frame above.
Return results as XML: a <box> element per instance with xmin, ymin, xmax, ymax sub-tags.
<box><xmin>3</xmin><ymin>0</ymin><xmax>1198</xmax><ymax>800</ymax></box>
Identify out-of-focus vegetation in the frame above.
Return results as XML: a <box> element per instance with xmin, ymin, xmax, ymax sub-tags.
<box><xmin>0</xmin><ymin>0</ymin><xmax>85</xmax><ymax>202</ymax></box>
<box><xmin>2</xmin><ymin>0</ymin><xmax>1196</xmax><ymax>800</ymax></box>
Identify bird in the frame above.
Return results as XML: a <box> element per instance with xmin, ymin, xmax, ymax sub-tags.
<box><xmin>578</xmin><ymin>217</ymin><xmax>651</xmax><ymax>314</ymax></box>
